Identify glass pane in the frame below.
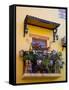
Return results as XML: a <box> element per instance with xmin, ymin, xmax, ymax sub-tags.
<box><xmin>32</xmin><ymin>38</ymin><xmax>46</xmax><ymax>48</ymax></box>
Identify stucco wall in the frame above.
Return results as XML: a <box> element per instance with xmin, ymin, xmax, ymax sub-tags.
<box><xmin>16</xmin><ymin>6</ymin><xmax>66</xmax><ymax>83</ymax></box>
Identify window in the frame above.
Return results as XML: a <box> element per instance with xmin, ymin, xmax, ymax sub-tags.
<box><xmin>32</xmin><ymin>38</ymin><xmax>47</xmax><ymax>49</ymax></box>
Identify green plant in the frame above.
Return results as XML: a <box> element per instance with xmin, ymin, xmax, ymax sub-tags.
<box><xmin>22</xmin><ymin>50</ymin><xmax>64</xmax><ymax>73</ymax></box>
<box><xmin>58</xmin><ymin>52</ymin><xmax>62</xmax><ymax>56</ymax></box>
<box><xmin>42</xmin><ymin>51</ymin><xmax>64</xmax><ymax>73</ymax></box>
<box><xmin>23</xmin><ymin>52</ymin><xmax>32</xmax><ymax>61</ymax></box>
<box><xmin>42</xmin><ymin>58</ymin><xmax>50</xmax><ymax>73</ymax></box>
<box><xmin>23</xmin><ymin>51</ymin><xmax>38</xmax><ymax>62</ymax></box>
<box><xmin>52</xmin><ymin>51</ymin><xmax>64</xmax><ymax>73</ymax></box>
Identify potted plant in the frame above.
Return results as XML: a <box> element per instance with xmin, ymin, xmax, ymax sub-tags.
<box><xmin>23</xmin><ymin>51</ymin><xmax>38</xmax><ymax>73</ymax></box>
<box><xmin>50</xmin><ymin>50</ymin><xmax>64</xmax><ymax>73</ymax></box>
<box><xmin>42</xmin><ymin>53</ymin><xmax>51</xmax><ymax>73</ymax></box>
<box><xmin>23</xmin><ymin>51</ymin><xmax>32</xmax><ymax>73</ymax></box>
<box><xmin>42</xmin><ymin>59</ymin><xmax>50</xmax><ymax>73</ymax></box>
<box><xmin>42</xmin><ymin>50</ymin><xmax>64</xmax><ymax>73</ymax></box>
<box><xmin>54</xmin><ymin>51</ymin><xmax>64</xmax><ymax>73</ymax></box>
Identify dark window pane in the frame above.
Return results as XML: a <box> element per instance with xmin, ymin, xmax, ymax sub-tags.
<box><xmin>32</xmin><ymin>38</ymin><xmax>46</xmax><ymax>48</ymax></box>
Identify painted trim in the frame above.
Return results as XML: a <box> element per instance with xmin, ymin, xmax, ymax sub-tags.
<box><xmin>30</xmin><ymin>33</ymin><xmax>49</xmax><ymax>40</ymax></box>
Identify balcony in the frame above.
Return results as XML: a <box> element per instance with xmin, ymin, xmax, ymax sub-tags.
<box><xmin>19</xmin><ymin>49</ymin><xmax>64</xmax><ymax>77</ymax></box>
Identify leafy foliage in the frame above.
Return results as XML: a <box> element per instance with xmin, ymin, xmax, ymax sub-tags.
<box><xmin>22</xmin><ymin>50</ymin><xmax>64</xmax><ymax>73</ymax></box>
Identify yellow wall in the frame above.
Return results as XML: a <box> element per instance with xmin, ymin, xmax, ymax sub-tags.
<box><xmin>16</xmin><ymin>6</ymin><xmax>66</xmax><ymax>83</ymax></box>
